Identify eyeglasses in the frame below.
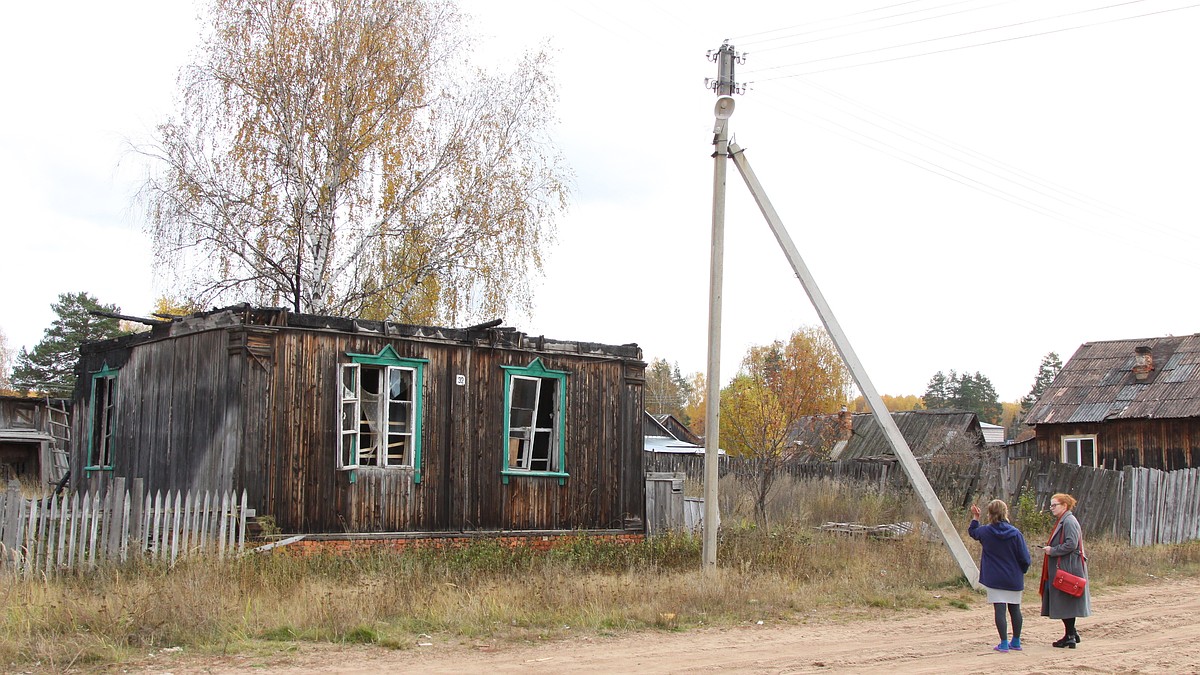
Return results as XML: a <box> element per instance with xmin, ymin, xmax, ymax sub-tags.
<box><xmin>1049</xmin><ymin>502</ymin><xmax>1062</xmax><ymax>507</ymax></box>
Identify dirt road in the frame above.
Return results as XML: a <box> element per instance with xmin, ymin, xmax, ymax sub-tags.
<box><xmin>137</xmin><ymin>575</ymin><xmax>1200</xmax><ymax>674</ymax></box>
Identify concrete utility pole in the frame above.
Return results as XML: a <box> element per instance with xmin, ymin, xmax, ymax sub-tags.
<box><xmin>698</xmin><ymin>41</ymin><xmax>979</xmax><ymax>587</ymax></box>
<box><xmin>702</xmin><ymin>42</ymin><xmax>743</xmax><ymax>570</ymax></box>
<box><xmin>725</xmin><ymin>144</ymin><xmax>980</xmax><ymax>588</ymax></box>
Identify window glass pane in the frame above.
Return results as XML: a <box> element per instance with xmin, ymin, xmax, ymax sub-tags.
<box><xmin>389</xmin><ymin>368</ymin><xmax>412</xmax><ymax>402</ymax></box>
<box><xmin>386</xmin><ymin>436</ymin><xmax>409</xmax><ymax>465</ymax></box>
<box><xmin>510</xmin><ymin>409</ymin><xmax>534</xmax><ymax>429</ymax></box>
<box><xmin>342</xmin><ymin>365</ymin><xmax>357</xmax><ymax>399</ymax></box>
<box><xmin>1081</xmin><ymin>438</ymin><xmax>1096</xmax><ymax>467</ymax></box>
<box><xmin>511</xmin><ymin>377</ymin><xmax>538</xmax><ymax>410</ymax></box>
<box><xmin>531</xmin><ymin>430</ymin><xmax>552</xmax><ymax>471</ymax></box>
<box><xmin>389</xmin><ymin>401</ymin><xmax>411</xmax><ymax>433</ymax></box>
<box><xmin>535</xmin><ymin>379</ymin><xmax>557</xmax><ymax>428</ymax></box>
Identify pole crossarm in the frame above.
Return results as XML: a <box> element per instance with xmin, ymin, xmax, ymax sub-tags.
<box><xmin>726</xmin><ymin>141</ymin><xmax>981</xmax><ymax>589</ymax></box>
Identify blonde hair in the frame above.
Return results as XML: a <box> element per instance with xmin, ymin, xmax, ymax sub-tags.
<box><xmin>986</xmin><ymin>499</ymin><xmax>1009</xmax><ymax>525</ymax></box>
<box><xmin>1052</xmin><ymin>493</ymin><xmax>1077</xmax><ymax>511</ymax></box>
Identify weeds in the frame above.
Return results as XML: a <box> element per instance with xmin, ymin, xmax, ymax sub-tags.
<box><xmin>3</xmin><ymin>475</ymin><xmax>1199</xmax><ymax>670</ymax></box>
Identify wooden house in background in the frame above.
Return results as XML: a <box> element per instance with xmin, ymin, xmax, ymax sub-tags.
<box><xmin>1022</xmin><ymin>334</ymin><xmax>1200</xmax><ymax>471</ymax></box>
<box><xmin>70</xmin><ymin>305</ymin><xmax>647</xmax><ymax>535</ymax></box>
<box><xmin>790</xmin><ymin>409</ymin><xmax>984</xmax><ymax>462</ymax></box>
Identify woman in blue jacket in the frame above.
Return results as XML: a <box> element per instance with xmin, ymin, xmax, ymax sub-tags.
<box><xmin>970</xmin><ymin>499</ymin><xmax>1032</xmax><ymax>652</ymax></box>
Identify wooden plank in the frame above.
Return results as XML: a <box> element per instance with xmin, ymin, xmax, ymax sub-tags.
<box><xmin>170</xmin><ymin>490</ymin><xmax>182</xmax><ymax>565</ymax></box>
<box><xmin>218</xmin><ymin>491</ymin><xmax>230</xmax><ymax>561</ymax></box>
<box><xmin>107</xmin><ymin>478</ymin><xmax>127</xmax><ymax>562</ymax></box>
<box><xmin>238</xmin><ymin>490</ymin><xmax>248</xmax><ymax>553</ymax></box>
<box><xmin>130</xmin><ymin>478</ymin><xmax>145</xmax><ymax>555</ymax></box>
<box><xmin>86</xmin><ymin>491</ymin><xmax>100</xmax><ymax>569</ymax></box>
<box><xmin>56</xmin><ymin>494</ymin><xmax>69</xmax><ymax>571</ymax></box>
<box><xmin>67</xmin><ymin>492</ymin><xmax>81</xmax><ymax>570</ymax></box>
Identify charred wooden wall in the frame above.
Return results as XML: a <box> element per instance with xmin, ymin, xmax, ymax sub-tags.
<box><xmin>74</xmin><ymin>321</ymin><xmax>646</xmax><ymax>535</ymax></box>
<box><xmin>255</xmin><ymin>330</ymin><xmax>645</xmax><ymax>533</ymax></box>
<box><xmin>1033</xmin><ymin>420</ymin><xmax>1199</xmax><ymax>471</ymax></box>
<box><xmin>72</xmin><ymin>330</ymin><xmax>243</xmax><ymax>497</ymax></box>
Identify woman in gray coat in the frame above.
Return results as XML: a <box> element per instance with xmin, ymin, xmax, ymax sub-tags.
<box><xmin>1040</xmin><ymin>492</ymin><xmax>1091</xmax><ymax>648</ymax></box>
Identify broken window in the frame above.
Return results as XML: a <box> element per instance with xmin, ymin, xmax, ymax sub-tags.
<box><xmin>501</xmin><ymin>358</ymin><xmax>568</xmax><ymax>483</ymax></box>
<box><xmin>87</xmin><ymin>364</ymin><xmax>118</xmax><ymax>470</ymax></box>
<box><xmin>1062</xmin><ymin>435</ymin><xmax>1097</xmax><ymax>468</ymax></box>
<box><xmin>339</xmin><ymin>346</ymin><xmax>427</xmax><ymax>481</ymax></box>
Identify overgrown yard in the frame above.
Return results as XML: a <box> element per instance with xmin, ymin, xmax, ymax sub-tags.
<box><xmin>5</xmin><ymin>477</ymin><xmax>1200</xmax><ymax>672</ymax></box>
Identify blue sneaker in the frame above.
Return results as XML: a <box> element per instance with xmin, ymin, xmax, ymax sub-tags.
<box><xmin>1009</xmin><ymin>637</ymin><xmax>1022</xmax><ymax>651</ymax></box>
<box><xmin>994</xmin><ymin>640</ymin><xmax>1010</xmax><ymax>652</ymax></box>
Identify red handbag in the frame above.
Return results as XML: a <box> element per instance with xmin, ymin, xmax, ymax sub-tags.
<box><xmin>1052</xmin><ymin>568</ymin><xmax>1087</xmax><ymax>597</ymax></box>
<box><xmin>1049</xmin><ymin>522</ymin><xmax>1087</xmax><ymax>597</ymax></box>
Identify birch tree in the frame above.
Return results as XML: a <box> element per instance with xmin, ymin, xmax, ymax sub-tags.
<box><xmin>722</xmin><ymin>326</ymin><xmax>853</xmax><ymax>527</ymax></box>
<box><xmin>139</xmin><ymin>0</ymin><xmax>569</xmax><ymax>323</ymax></box>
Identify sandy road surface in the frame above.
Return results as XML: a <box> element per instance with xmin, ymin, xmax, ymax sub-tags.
<box><xmin>133</xmin><ymin>576</ymin><xmax>1200</xmax><ymax>674</ymax></box>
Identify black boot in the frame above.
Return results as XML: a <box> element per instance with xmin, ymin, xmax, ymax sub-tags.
<box><xmin>1072</xmin><ymin>631</ymin><xmax>1082</xmax><ymax>644</ymax></box>
<box><xmin>1052</xmin><ymin>635</ymin><xmax>1077</xmax><ymax>649</ymax></box>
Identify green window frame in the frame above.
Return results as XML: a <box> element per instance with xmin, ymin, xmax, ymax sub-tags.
<box><xmin>339</xmin><ymin>345</ymin><xmax>428</xmax><ymax>483</ymax></box>
<box><xmin>86</xmin><ymin>363</ymin><xmax>119</xmax><ymax>473</ymax></box>
<box><xmin>501</xmin><ymin>358</ymin><xmax>569</xmax><ymax>485</ymax></box>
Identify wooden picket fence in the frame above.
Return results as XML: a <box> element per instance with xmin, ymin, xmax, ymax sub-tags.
<box><xmin>0</xmin><ymin>477</ymin><xmax>250</xmax><ymax>578</ymax></box>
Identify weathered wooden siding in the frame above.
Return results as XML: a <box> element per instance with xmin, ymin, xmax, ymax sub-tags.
<box><xmin>74</xmin><ymin>313</ymin><xmax>645</xmax><ymax>535</ymax></box>
<box><xmin>251</xmin><ymin>331</ymin><xmax>643</xmax><ymax>533</ymax></box>
<box><xmin>1033</xmin><ymin>419</ymin><xmax>1200</xmax><ymax>470</ymax></box>
<box><xmin>73</xmin><ymin>331</ymin><xmax>241</xmax><ymax>497</ymax></box>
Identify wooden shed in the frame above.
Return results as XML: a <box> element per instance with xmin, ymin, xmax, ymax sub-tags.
<box><xmin>0</xmin><ymin>395</ymin><xmax>69</xmax><ymax>488</ymax></box>
<box><xmin>1022</xmin><ymin>334</ymin><xmax>1200</xmax><ymax>471</ymax></box>
<box><xmin>70</xmin><ymin>305</ymin><xmax>647</xmax><ymax>535</ymax></box>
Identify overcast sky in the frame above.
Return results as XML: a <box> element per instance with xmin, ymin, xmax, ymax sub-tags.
<box><xmin>2</xmin><ymin>0</ymin><xmax>1198</xmax><ymax>402</ymax></box>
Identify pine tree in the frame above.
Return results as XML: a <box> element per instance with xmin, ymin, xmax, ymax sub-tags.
<box><xmin>1020</xmin><ymin>352</ymin><xmax>1062</xmax><ymax>415</ymax></box>
<box><xmin>11</xmin><ymin>292</ymin><xmax>127</xmax><ymax>396</ymax></box>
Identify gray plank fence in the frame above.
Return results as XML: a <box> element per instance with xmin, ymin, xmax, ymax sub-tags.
<box><xmin>0</xmin><ymin>477</ymin><xmax>250</xmax><ymax>578</ymax></box>
<box><xmin>647</xmin><ymin>453</ymin><xmax>1200</xmax><ymax>546</ymax></box>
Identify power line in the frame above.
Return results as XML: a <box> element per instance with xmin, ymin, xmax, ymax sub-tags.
<box><xmin>745</xmin><ymin>0</ymin><xmax>1014</xmax><ymax>53</ymax></box>
<box><xmin>729</xmin><ymin>0</ymin><xmax>938</xmax><ymax>43</ymax></box>
<box><xmin>749</xmin><ymin>86</ymin><xmax>1200</xmax><ymax>270</ymax></box>
<box><xmin>747</xmin><ymin>1</ymin><xmax>1198</xmax><ymax>79</ymax></box>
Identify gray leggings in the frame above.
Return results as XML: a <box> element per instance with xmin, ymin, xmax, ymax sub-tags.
<box><xmin>994</xmin><ymin>603</ymin><xmax>1022</xmax><ymax>640</ymax></box>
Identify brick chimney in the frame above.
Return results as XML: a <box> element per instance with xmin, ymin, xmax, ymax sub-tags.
<box><xmin>1133</xmin><ymin>345</ymin><xmax>1154</xmax><ymax>381</ymax></box>
<box><xmin>837</xmin><ymin>406</ymin><xmax>853</xmax><ymax>440</ymax></box>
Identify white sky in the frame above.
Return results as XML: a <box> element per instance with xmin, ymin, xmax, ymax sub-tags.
<box><xmin>2</xmin><ymin>0</ymin><xmax>1198</xmax><ymax>402</ymax></box>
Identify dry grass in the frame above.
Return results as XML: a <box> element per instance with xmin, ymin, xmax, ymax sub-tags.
<box><xmin>3</xmin><ymin>475</ymin><xmax>1199</xmax><ymax>671</ymax></box>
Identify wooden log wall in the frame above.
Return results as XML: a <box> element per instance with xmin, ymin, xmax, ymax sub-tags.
<box><xmin>1033</xmin><ymin>420</ymin><xmax>1200</xmax><ymax>471</ymax></box>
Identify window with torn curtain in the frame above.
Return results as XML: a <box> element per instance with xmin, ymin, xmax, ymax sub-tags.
<box><xmin>501</xmin><ymin>358</ymin><xmax>569</xmax><ymax>485</ymax></box>
<box><xmin>339</xmin><ymin>345</ymin><xmax>427</xmax><ymax>482</ymax></box>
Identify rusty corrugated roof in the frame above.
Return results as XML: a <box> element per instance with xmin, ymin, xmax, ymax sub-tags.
<box><xmin>1024</xmin><ymin>334</ymin><xmax>1200</xmax><ymax>424</ymax></box>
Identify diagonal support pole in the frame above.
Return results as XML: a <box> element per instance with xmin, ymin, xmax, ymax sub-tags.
<box><xmin>727</xmin><ymin>141</ymin><xmax>981</xmax><ymax>589</ymax></box>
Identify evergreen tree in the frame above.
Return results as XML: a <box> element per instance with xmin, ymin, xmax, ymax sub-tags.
<box><xmin>11</xmin><ymin>292</ymin><xmax>127</xmax><ymax>396</ymax></box>
<box><xmin>922</xmin><ymin>369</ymin><xmax>1002</xmax><ymax>423</ymax></box>
<box><xmin>1020</xmin><ymin>352</ymin><xmax>1062</xmax><ymax>415</ymax></box>
<box><xmin>923</xmin><ymin>370</ymin><xmax>955</xmax><ymax>409</ymax></box>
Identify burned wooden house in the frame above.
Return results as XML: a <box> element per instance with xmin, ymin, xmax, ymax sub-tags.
<box><xmin>1022</xmin><ymin>334</ymin><xmax>1200</xmax><ymax>471</ymax></box>
<box><xmin>70</xmin><ymin>305</ymin><xmax>647</xmax><ymax>535</ymax></box>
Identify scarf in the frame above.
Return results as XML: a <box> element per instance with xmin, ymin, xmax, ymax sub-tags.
<box><xmin>1039</xmin><ymin>512</ymin><xmax>1066</xmax><ymax>596</ymax></box>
